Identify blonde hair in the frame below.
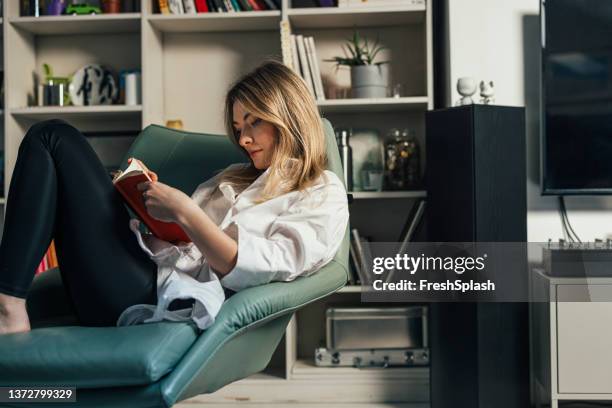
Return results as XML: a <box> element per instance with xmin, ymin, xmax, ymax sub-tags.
<box><xmin>220</xmin><ymin>59</ymin><xmax>328</xmax><ymax>204</ymax></box>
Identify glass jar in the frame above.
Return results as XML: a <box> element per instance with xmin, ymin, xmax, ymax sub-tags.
<box><xmin>384</xmin><ymin>128</ymin><xmax>421</xmax><ymax>190</ymax></box>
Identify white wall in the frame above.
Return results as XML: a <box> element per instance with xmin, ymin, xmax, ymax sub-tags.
<box><xmin>444</xmin><ymin>0</ymin><xmax>612</xmax><ymax>242</ymax></box>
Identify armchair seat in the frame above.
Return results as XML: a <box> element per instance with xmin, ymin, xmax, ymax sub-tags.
<box><xmin>0</xmin><ymin>319</ymin><xmax>198</xmax><ymax>388</ymax></box>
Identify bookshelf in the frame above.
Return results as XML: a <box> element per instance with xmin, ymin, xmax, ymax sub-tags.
<box><xmin>9</xmin><ymin>13</ymin><xmax>142</xmax><ymax>34</ymax></box>
<box><xmin>1</xmin><ymin>0</ymin><xmax>433</xmax><ymax>404</ymax></box>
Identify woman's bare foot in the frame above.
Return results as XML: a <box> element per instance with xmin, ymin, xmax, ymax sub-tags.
<box><xmin>0</xmin><ymin>293</ymin><xmax>31</xmax><ymax>334</ymax></box>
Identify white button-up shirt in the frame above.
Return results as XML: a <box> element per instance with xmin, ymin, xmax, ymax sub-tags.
<box><xmin>116</xmin><ymin>163</ymin><xmax>350</xmax><ymax>331</ymax></box>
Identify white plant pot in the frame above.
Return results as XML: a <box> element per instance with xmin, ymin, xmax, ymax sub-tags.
<box><xmin>350</xmin><ymin>64</ymin><xmax>389</xmax><ymax>98</ymax></box>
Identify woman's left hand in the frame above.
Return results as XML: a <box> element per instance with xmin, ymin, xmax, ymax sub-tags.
<box><xmin>137</xmin><ymin>180</ymin><xmax>193</xmax><ymax>223</ymax></box>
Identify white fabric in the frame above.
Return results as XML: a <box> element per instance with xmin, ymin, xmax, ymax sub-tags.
<box><xmin>116</xmin><ymin>163</ymin><xmax>349</xmax><ymax>331</ymax></box>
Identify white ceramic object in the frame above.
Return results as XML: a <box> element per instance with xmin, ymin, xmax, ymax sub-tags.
<box><xmin>69</xmin><ymin>64</ymin><xmax>118</xmax><ymax>106</ymax></box>
<box><xmin>125</xmin><ymin>72</ymin><xmax>142</xmax><ymax>105</ymax></box>
<box><xmin>351</xmin><ymin>65</ymin><xmax>389</xmax><ymax>98</ymax></box>
<box><xmin>479</xmin><ymin>80</ymin><xmax>495</xmax><ymax>104</ymax></box>
<box><xmin>455</xmin><ymin>77</ymin><xmax>477</xmax><ymax>106</ymax></box>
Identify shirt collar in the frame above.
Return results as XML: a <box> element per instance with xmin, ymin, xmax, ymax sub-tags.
<box><xmin>218</xmin><ymin>158</ymin><xmax>300</xmax><ymax>203</ymax></box>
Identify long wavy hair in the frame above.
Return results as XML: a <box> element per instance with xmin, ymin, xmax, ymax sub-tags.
<box><xmin>219</xmin><ymin>59</ymin><xmax>328</xmax><ymax>204</ymax></box>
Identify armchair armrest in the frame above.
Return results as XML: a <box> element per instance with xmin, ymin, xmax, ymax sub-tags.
<box><xmin>160</xmin><ymin>255</ymin><xmax>349</xmax><ymax>404</ymax></box>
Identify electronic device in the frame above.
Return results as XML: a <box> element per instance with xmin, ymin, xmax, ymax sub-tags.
<box><xmin>541</xmin><ymin>0</ymin><xmax>612</xmax><ymax>194</ymax></box>
<box><xmin>543</xmin><ymin>240</ymin><xmax>612</xmax><ymax>277</ymax></box>
<box><xmin>314</xmin><ymin>347</ymin><xmax>429</xmax><ymax>368</ymax></box>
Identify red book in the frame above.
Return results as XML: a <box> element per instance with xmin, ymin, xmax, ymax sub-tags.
<box><xmin>254</xmin><ymin>0</ymin><xmax>267</xmax><ymax>9</ymax></box>
<box><xmin>246</xmin><ymin>0</ymin><xmax>263</xmax><ymax>10</ymax></box>
<box><xmin>195</xmin><ymin>0</ymin><xmax>209</xmax><ymax>11</ymax></box>
<box><xmin>113</xmin><ymin>160</ymin><xmax>191</xmax><ymax>244</ymax></box>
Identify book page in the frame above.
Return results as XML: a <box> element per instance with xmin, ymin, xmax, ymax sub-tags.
<box><xmin>113</xmin><ymin>159</ymin><xmax>151</xmax><ymax>183</ymax></box>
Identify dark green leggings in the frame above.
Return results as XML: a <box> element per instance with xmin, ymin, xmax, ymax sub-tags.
<box><xmin>0</xmin><ymin>119</ymin><xmax>160</xmax><ymax>326</ymax></box>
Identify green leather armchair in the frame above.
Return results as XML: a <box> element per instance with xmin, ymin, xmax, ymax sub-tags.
<box><xmin>0</xmin><ymin>118</ymin><xmax>350</xmax><ymax>407</ymax></box>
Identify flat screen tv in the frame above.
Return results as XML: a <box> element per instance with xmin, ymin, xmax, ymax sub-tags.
<box><xmin>542</xmin><ymin>0</ymin><xmax>612</xmax><ymax>195</ymax></box>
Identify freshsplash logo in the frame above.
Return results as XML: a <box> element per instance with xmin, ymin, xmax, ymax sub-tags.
<box><xmin>371</xmin><ymin>253</ymin><xmax>488</xmax><ymax>276</ymax></box>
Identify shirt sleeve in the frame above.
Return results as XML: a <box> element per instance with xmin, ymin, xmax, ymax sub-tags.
<box><xmin>219</xmin><ymin>179</ymin><xmax>350</xmax><ymax>292</ymax></box>
<box><xmin>129</xmin><ymin>163</ymin><xmax>243</xmax><ymax>263</ymax></box>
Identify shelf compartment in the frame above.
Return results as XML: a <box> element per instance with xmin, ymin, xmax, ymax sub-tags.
<box><xmin>147</xmin><ymin>11</ymin><xmax>282</xmax><ymax>33</ymax></box>
<box><xmin>288</xmin><ymin>5</ymin><xmax>425</xmax><ymax>29</ymax></box>
<box><xmin>9</xmin><ymin>14</ymin><xmax>142</xmax><ymax>35</ymax></box>
<box><xmin>10</xmin><ymin>105</ymin><xmax>143</xmax><ymax>120</ymax></box>
<box><xmin>350</xmin><ymin>190</ymin><xmax>427</xmax><ymax>199</ymax></box>
<box><xmin>317</xmin><ymin>96</ymin><xmax>429</xmax><ymax>113</ymax></box>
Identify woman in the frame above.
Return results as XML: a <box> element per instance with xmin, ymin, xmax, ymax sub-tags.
<box><xmin>0</xmin><ymin>60</ymin><xmax>350</xmax><ymax>334</ymax></box>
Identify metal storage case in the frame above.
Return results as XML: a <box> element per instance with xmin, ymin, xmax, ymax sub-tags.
<box><xmin>326</xmin><ymin>306</ymin><xmax>427</xmax><ymax>350</ymax></box>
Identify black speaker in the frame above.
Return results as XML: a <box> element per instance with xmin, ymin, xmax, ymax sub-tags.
<box><xmin>425</xmin><ymin>105</ymin><xmax>529</xmax><ymax>408</ymax></box>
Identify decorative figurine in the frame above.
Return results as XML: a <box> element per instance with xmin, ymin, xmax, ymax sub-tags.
<box><xmin>455</xmin><ymin>77</ymin><xmax>477</xmax><ymax>106</ymax></box>
<box><xmin>480</xmin><ymin>80</ymin><xmax>495</xmax><ymax>104</ymax></box>
<box><xmin>69</xmin><ymin>64</ymin><xmax>118</xmax><ymax>106</ymax></box>
<box><xmin>64</xmin><ymin>3</ymin><xmax>102</xmax><ymax>15</ymax></box>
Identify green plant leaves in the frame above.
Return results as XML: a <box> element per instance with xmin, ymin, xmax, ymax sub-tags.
<box><xmin>323</xmin><ymin>28</ymin><xmax>389</xmax><ymax>69</ymax></box>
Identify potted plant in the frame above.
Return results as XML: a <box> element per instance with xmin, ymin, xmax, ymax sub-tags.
<box><xmin>325</xmin><ymin>30</ymin><xmax>389</xmax><ymax>98</ymax></box>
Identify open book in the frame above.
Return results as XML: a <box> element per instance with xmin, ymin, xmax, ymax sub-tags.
<box><xmin>113</xmin><ymin>159</ymin><xmax>191</xmax><ymax>243</ymax></box>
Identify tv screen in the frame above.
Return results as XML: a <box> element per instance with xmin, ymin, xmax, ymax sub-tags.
<box><xmin>542</xmin><ymin>0</ymin><xmax>612</xmax><ymax>194</ymax></box>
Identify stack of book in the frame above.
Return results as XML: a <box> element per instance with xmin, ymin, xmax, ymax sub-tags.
<box><xmin>349</xmin><ymin>200</ymin><xmax>425</xmax><ymax>286</ymax></box>
<box><xmin>35</xmin><ymin>239</ymin><xmax>59</xmax><ymax>275</ymax></box>
<box><xmin>158</xmin><ymin>0</ymin><xmax>280</xmax><ymax>14</ymax></box>
<box><xmin>337</xmin><ymin>0</ymin><xmax>423</xmax><ymax>9</ymax></box>
<box><xmin>286</xmin><ymin>33</ymin><xmax>326</xmax><ymax>101</ymax></box>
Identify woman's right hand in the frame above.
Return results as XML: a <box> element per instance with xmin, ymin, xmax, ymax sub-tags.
<box><xmin>129</xmin><ymin>157</ymin><xmax>158</xmax><ymax>182</ymax></box>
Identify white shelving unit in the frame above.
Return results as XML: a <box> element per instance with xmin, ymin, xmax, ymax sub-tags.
<box><xmin>147</xmin><ymin>10</ymin><xmax>281</xmax><ymax>32</ymax></box>
<box><xmin>8</xmin><ymin>13</ymin><xmax>142</xmax><ymax>34</ymax></box>
<box><xmin>286</xmin><ymin>4</ymin><xmax>426</xmax><ymax>28</ymax></box>
<box><xmin>10</xmin><ymin>105</ymin><xmax>143</xmax><ymax>120</ymax></box>
<box><xmin>351</xmin><ymin>190</ymin><xmax>426</xmax><ymax>199</ymax></box>
<box><xmin>318</xmin><ymin>96</ymin><xmax>429</xmax><ymax>113</ymax></box>
<box><xmin>1</xmin><ymin>0</ymin><xmax>433</xmax><ymax>404</ymax></box>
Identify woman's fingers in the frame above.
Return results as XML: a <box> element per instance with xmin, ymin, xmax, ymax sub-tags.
<box><xmin>137</xmin><ymin>181</ymin><xmax>151</xmax><ymax>192</ymax></box>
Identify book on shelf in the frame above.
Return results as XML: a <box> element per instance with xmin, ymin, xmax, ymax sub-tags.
<box><xmin>295</xmin><ymin>35</ymin><xmax>317</xmax><ymax>99</ymax></box>
<box><xmin>315</xmin><ymin>0</ymin><xmax>337</xmax><ymax>7</ymax></box>
<box><xmin>349</xmin><ymin>233</ymin><xmax>362</xmax><ymax>285</ymax></box>
<box><xmin>206</xmin><ymin>0</ymin><xmax>218</xmax><ymax>12</ymax></box>
<box><xmin>168</xmin><ymin>0</ymin><xmax>185</xmax><ymax>13</ymax></box>
<box><xmin>113</xmin><ymin>159</ymin><xmax>191</xmax><ymax>244</ymax></box>
<box><xmin>172</xmin><ymin>0</ymin><xmax>277</xmax><ymax>13</ymax></box>
<box><xmin>305</xmin><ymin>36</ymin><xmax>326</xmax><ymax>101</ymax></box>
<box><xmin>262</xmin><ymin>0</ymin><xmax>279</xmax><ymax>10</ymax></box>
<box><xmin>290</xmin><ymin>34</ymin><xmax>301</xmax><ymax>76</ymax></box>
<box><xmin>158</xmin><ymin>0</ymin><xmax>171</xmax><ymax>13</ymax></box>
<box><xmin>195</xmin><ymin>0</ymin><xmax>210</xmax><ymax>12</ymax></box>
<box><xmin>386</xmin><ymin>199</ymin><xmax>426</xmax><ymax>283</ymax></box>
<box><xmin>35</xmin><ymin>239</ymin><xmax>59</xmax><ymax>275</ymax></box>
<box><xmin>287</xmin><ymin>34</ymin><xmax>324</xmax><ymax>101</ymax></box>
<box><xmin>183</xmin><ymin>0</ymin><xmax>198</xmax><ymax>13</ymax></box>
<box><xmin>337</xmin><ymin>0</ymin><xmax>424</xmax><ymax>7</ymax></box>
<box><xmin>280</xmin><ymin>21</ymin><xmax>294</xmax><ymax>71</ymax></box>
<box><xmin>351</xmin><ymin>228</ymin><xmax>372</xmax><ymax>285</ymax></box>
<box><xmin>246</xmin><ymin>0</ymin><xmax>263</xmax><ymax>11</ymax></box>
